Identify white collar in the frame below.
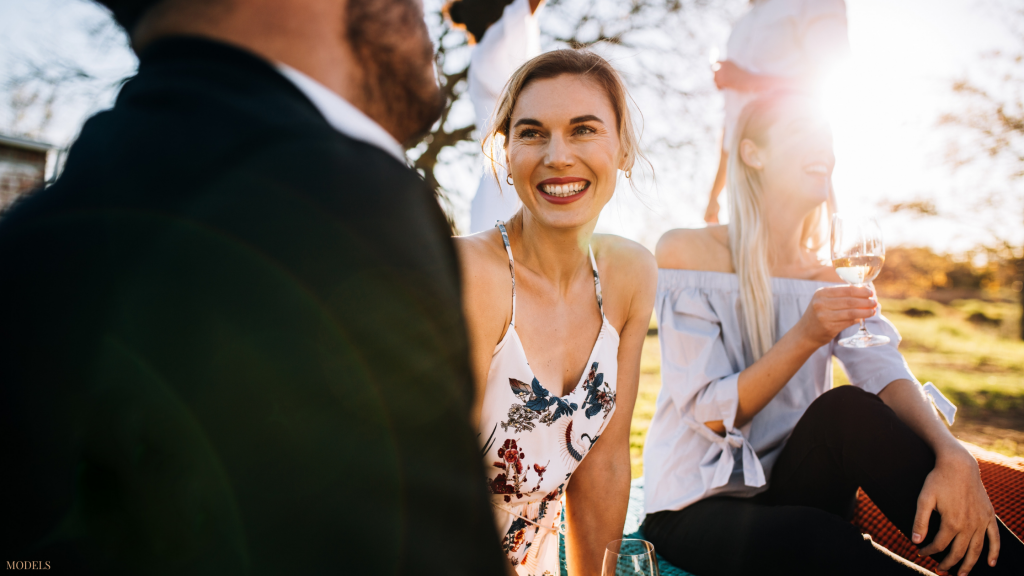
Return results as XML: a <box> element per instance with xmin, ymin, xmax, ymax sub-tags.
<box><xmin>275</xmin><ymin>63</ymin><xmax>407</xmax><ymax>164</ymax></box>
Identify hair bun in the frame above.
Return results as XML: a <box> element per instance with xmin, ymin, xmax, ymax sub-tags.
<box><xmin>444</xmin><ymin>1</ymin><xmax>467</xmax><ymax>25</ymax></box>
<box><xmin>445</xmin><ymin>0</ymin><xmax>517</xmax><ymax>44</ymax></box>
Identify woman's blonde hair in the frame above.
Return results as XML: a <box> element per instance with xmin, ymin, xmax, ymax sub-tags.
<box><xmin>727</xmin><ymin>91</ymin><xmax>836</xmax><ymax>361</ymax></box>
<box><xmin>482</xmin><ymin>49</ymin><xmax>644</xmax><ymax>185</ymax></box>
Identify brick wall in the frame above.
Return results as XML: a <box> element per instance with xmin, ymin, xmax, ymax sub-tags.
<box><xmin>0</xmin><ymin>145</ymin><xmax>47</xmax><ymax>210</ymax></box>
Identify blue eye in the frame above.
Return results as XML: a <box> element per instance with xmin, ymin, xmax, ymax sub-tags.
<box><xmin>574</xmin><ymin>125</ymin><xmax>596</xmax><ymax>136</ymax></box>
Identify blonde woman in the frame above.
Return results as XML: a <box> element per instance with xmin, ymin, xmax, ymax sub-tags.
<box><xmin>704</xmin><ymin>0</ymin><xmax>850</xmax><ymax>224</ymax></box>
<box><xmin>644</xmin><ymin>91</ymin><xmax>1023</xmax><ymax>575</ymax></box>
<box><xmin>456</xmin><ymin>50</ymin><xmax>657</xmax><ymax>575</ymax></box>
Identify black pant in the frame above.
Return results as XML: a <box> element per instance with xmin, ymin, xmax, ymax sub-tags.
<box><xmin>642</xmin><ymin>386</ymin><xmax>1024</xmax><ymax>576</ymax></box>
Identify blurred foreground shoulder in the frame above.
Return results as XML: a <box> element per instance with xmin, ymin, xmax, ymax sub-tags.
<box><xmin>655</xmin><ymin>225</ymin><xmax>733</xmax><ymax>273</ymax></box>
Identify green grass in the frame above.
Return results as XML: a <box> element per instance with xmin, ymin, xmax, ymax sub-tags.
<box><xmin>881</xmin><ymin>298</ymin><xmax>1024</xmax><ymax>412</ymax></box>
<box><xmin>629</xmin><ymin>336</ymin><xmax>661</xmax><ymax>478</ymax></box>
<box><xmin>630</xmin><ymin>299</ymin><xmax>1024</xmax><ymax>477</ymax></box>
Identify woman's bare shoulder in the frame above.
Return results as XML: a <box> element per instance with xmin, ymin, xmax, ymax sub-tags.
<box><xmin>592</xmin><ymin>235</ymin><xmax>657</xmax><ymax>327</ymax></box>
<box><xmin>593</xmin><ymin>234</ymin><xmax>657</xmax><ymax>286</ymax></box>
<box><xmin>592</xmin><ymin>234</ymin><xmax>655</xmax><ymax>270</ymax></box>
<box><xmin>655</xmin><ymin>225</ymin><xmax>733</xmax><ymax>272</ymax></box>
<box><xmin>454</xmin><ymin>230</ymin><xmax>513</xmax><ymax>291</ymax></box>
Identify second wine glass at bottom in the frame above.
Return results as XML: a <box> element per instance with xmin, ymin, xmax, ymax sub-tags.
<box><xmin>602</xmin><ymin>539</ymin><xmax>660</xmax><ymax>576</ymax></box>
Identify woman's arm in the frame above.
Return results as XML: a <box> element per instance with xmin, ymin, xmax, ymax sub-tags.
<box><xmin>564</xmin><ymin>245</ymin><xmax>656</xmax><ymax>576</ymax></box>
<box><xmin>714</xmin><ymin>61</ymin><xmax>811</xmax><ymax>93</ymax></box>
<box><xmin>454</xmin><ymin>234</ymin><xmax>514</xmax><ymax>428</ymax></box>
<box><xmin>879</xmin><ymin>380</ymin><xmax>1000</xmax><ymax>574</ymax></box>
<box><xmin>704</xmin><ymin>284</ymin><xmax>877</xmax><ymax>434</ymax></box>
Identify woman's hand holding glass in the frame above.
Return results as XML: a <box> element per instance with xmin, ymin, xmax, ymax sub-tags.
<box><xmin>831</xmin><ymin>215</ymin><xmax>890</xmax><ymax>347</ymax></box>
<box><xmin>796</xmin><ymin>285</ymin><xmax>878</xmax><ymax>349</ymax></box>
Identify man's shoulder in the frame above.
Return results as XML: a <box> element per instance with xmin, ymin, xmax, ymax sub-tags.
<box><xmin>229</xmin><ymin>131</ymin><xmax>432</xmax><ymax>219</ymax></box>
<box><xmin>655</xmin><ymin>225</ymin><xmax>733</xmax><ymax>272</ymax></box>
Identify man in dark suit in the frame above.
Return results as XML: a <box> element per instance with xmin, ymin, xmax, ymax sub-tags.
<box><xmin>0</xmin><ymin>1</ymin><xmax>506</xmax><ymax>574</ymax></box>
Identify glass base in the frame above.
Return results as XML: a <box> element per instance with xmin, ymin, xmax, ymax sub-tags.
<box><xmin>839</xmin><ymin>332</ymin><xmax>890</xmax><ymax>348</ymax></box>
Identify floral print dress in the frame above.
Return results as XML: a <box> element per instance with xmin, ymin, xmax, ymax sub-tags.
<box><xmin>478</xmin><ymin>222</ymin><xmax>620</xmax><ymax>575</ymax></box>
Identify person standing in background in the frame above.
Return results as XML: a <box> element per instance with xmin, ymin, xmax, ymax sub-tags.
<box><xmin>703</xmin><ymin>0</ymin><xmax>850</xmax><ymax>224</ymax></box>
<box><xmin>446</xmin><ymin>0</ymin><xmax>544</xmax><ymax>234</ymax></box>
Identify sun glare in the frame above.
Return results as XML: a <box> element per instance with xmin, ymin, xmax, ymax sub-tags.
<box><xmin>817</xmin><ymin>10</ymin><xmax>961</xmax><ymax>237</ymax></box>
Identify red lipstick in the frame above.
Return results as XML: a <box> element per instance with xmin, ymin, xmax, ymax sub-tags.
<box><xmin>536</xmin><ymin>177</ymin><xmax>590</xmax><ymax>205</ymax></box>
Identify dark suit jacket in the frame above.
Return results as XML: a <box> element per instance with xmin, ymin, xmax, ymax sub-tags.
<box><xmin>0</xmin><ymin>37</ymin><xmax>505</xmax><ymax>575</ymax></box>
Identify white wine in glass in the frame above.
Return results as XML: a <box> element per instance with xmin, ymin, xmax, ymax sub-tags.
<box><xmin>602</xmin><ymin>539</ymin><xmax>660</xmax><ymax>576</ymax></box>
<box><xmin>830</xmin><ymin>215</ymin><xmax>889</xmax><ymax>348</ymax></box>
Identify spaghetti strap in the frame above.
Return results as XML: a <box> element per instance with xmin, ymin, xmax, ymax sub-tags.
<box><xmin>496</xmin><ymin>221</ymin><xmax>517</xmax><ymax>327</ymax></box>
<box><xmin>588</xmin><ymin>245</ymin><xmax>605</xmax><ymax>319</ymax></box>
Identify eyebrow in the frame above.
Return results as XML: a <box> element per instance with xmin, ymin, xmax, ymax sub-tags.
<box><xmin>512</xmin><ymin>115</ymin><xmax>606</xmax><ymax>128</ymax></box>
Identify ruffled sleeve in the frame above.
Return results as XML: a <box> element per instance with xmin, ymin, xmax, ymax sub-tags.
<box><xmin>832</xmin><ymin>296</ymin><xmax>917</xmax><ymax>395</ymax></box>
<box><xmin>657</xmin><ymin>284</ymin><xmax>766</xmax><ymax>489</ymax></box>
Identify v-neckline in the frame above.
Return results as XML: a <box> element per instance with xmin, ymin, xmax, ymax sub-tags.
<box><xmin>505</xmin><ymin>317</ymin><xmax>616</xmax><ymax>399</ymax></box>
<box><xmin>493</xmin><ymin>220</ymin><xmax>615</xmax><ymax>399</ymax></box>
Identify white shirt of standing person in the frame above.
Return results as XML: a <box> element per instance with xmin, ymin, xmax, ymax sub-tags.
<box><xmin>467</xmin><ymin>0</ymin><xmax>542</xmax><ymax>234</ymax></box>
<box><xmin>722</xmin><ymin>0</ymin><xmax>850</xmax><ymax>151</ymax></box>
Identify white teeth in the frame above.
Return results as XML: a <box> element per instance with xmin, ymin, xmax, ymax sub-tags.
<box><xmin>540</xmin><ymin>181</ymin><xmax>588</xmax><ymax>197</ymax></box>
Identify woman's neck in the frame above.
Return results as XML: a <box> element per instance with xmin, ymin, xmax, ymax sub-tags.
<box><xmin>762</xmin><ymin>197</ymin><xmax>819</xmax><ymax>274</ymax></box>
<box><xmin>508</xmin><ymin>211</ymin><xmax>596</xmax><ymax>292</ymax></box>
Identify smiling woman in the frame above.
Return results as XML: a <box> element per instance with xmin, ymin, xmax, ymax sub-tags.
<box><xmin>646</xmin><ymin>90</ymin><xmax>1024</xmax><ymax>576</ymax></box>
<box><xmin>454</xmin><ymin>50</ymin><xmax>657</xmax><ymax>576</ymax></box>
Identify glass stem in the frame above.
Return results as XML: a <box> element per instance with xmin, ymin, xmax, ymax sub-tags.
<box><xmin>856</xmin><ymin>282</ymin><xmax>869</xmax><ymax>335</ymax></box>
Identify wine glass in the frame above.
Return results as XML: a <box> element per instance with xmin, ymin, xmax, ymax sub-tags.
<box><xmin>601</xmin><ymin>539</ymin><xmax>660</xmax><ymax>576</ymax></box>
<box><xmin>830</xmin><ymin>214</ymin><xmax>889</xmax><ymax>348</ymax></box>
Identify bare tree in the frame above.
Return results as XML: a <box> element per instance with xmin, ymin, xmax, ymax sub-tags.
<box><xmin>411</xmin><ymin>0</ymin><xmax>740</xmax><ymax>233</ymax></box>
<box><xmin>3</xmin><ymin>0</ymin><xmax>739</xmax><ymax>231</ymax></box>
<box><xmin>893</xmin><ymin>2</ymin><xmax>1024</xmax><ymax>338</ymax></box>
<box><xmin>1</xmin><ymin>1</ymin><xmax>133</xmax><ymax>145</ymax></box>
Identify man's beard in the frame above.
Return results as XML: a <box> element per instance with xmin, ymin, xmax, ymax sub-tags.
<box><xmin>346</xmin><ymin>0</ymin><xmax>445</xmax><ymax>146</ymax></box>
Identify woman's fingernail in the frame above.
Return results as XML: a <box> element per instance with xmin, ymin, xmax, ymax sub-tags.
<box><xmin>912</xmin><ymin>532</ymin><xmax>921</xmax><ymax>543</ymax></box>
<box><xmin>990</xmin><ymin>559</ymin><xmax>996</xmax><ymax>566</ymax></box>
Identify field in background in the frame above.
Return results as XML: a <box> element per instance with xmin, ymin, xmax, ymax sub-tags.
<box><xmin>629</xmin><ymin>298</ymin><xmax>1024</xmax><ymax>479</ymax></box>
